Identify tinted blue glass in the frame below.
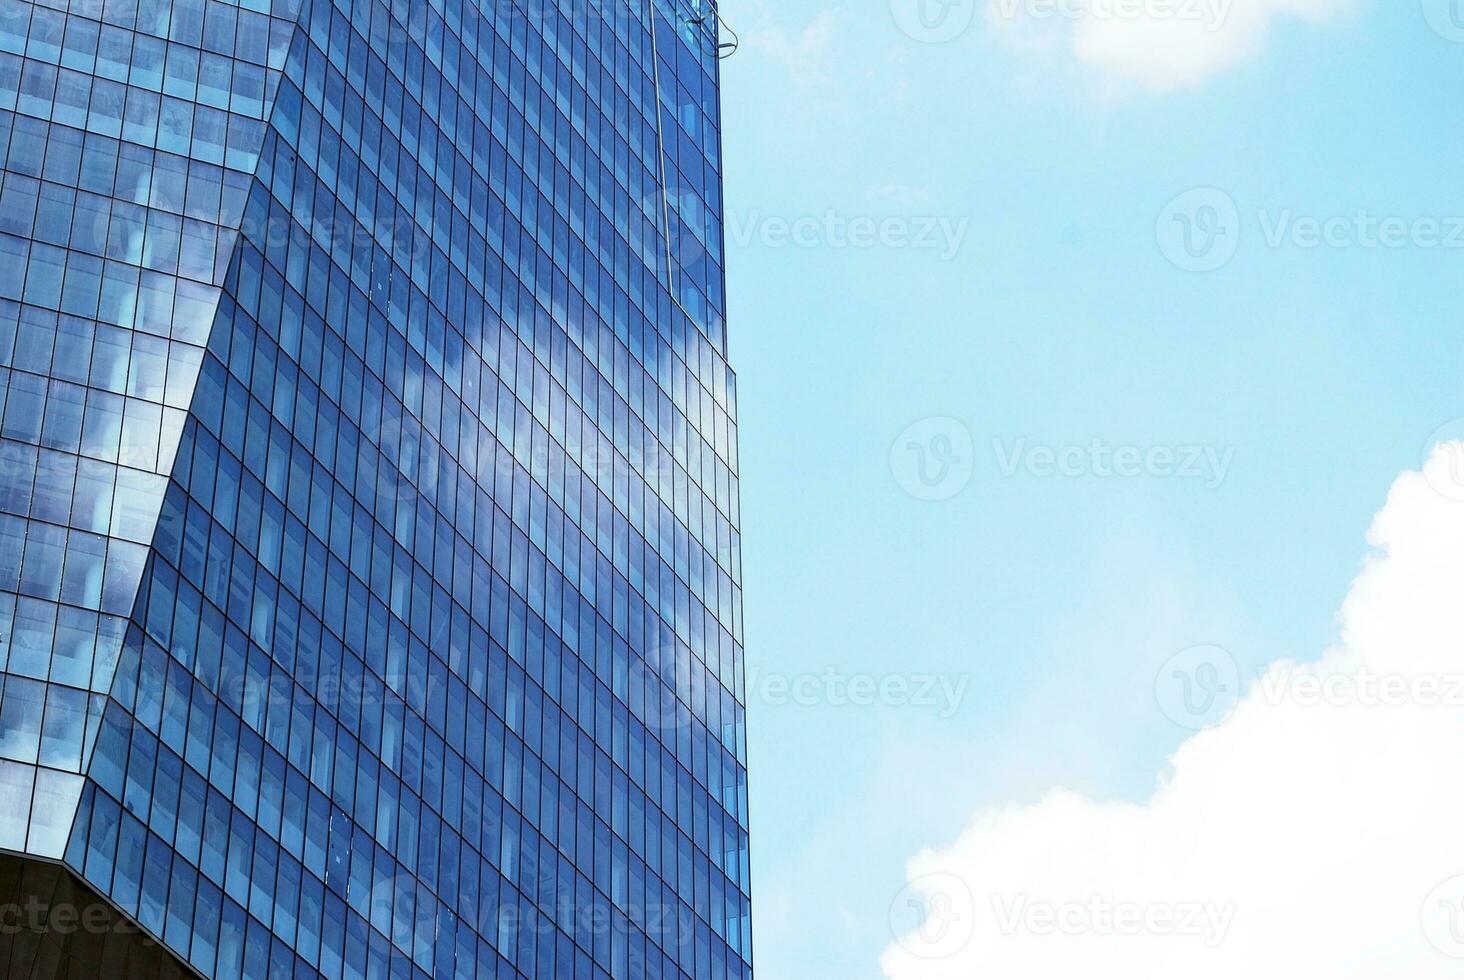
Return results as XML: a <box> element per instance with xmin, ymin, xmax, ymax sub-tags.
<box><xmin>0</xmin><ymin>0</ymin><xmax>749</xmax><ymax>977</ymax></box>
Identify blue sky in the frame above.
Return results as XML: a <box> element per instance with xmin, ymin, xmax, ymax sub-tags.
<box><xmin>717</xmin><ymin>2</ymin><xmax>1464</xmax><ymax>975</ymax></box>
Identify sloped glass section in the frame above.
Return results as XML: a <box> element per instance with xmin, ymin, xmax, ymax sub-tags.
<box><xmin>0</xmin><ymin>0</ymin><xmax>305</xmax><ymax>858</ymax></box>
<box><xmin>7</xmin><ymin>0</ymin><xmax>751</xmax><ymax>976</ymax></box>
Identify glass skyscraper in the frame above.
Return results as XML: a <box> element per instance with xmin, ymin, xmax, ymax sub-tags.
<box><xmin>0</xmin><ymin>0</ymin><xmax>750</xmax><ymax>975</ymax></box>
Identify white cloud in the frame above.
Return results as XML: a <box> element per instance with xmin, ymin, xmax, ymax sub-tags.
<box><xmin>986</xmin><ymin>0</ymin><xmax>1354</xmax><ymax>93</ymax></box>
<box><xmin>883</xmin><ymin>442</ymin><xmax>1464</xmax><ymax>978</ymax></box>
<box><xmin>742</xmin><ymin>5</ymin><xmax>843</xmax><ymax>91</ymax></box>
<box><xmin>868</xmin><ymin>182</ymin><xmax>938</xmax><ymax>207</ymax></box>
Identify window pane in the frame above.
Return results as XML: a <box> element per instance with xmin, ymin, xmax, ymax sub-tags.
<box><xmin>0</xmin><ymin>759</ymin><xmax>35</xmax><ymax>850</ymax></box>
<box><xmin>0</xmin><ymin>675</ymin><xmax>45</xmax><ymax>762</ymax></box>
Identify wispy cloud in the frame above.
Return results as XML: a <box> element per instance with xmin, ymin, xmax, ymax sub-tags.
<box><xmin>985</xmin><ymin>0</ymin><xmax>1355</xmax><ymax>94</ymax></box>
<box><xmin>742</xmin><ymin>5</ymin><xmax>844</xmax><ymax>92</ymax></box>
<box><xmin>867</xmin><ymin>182</ymin><xmax>938</xmax><ymax>208</ymax></box>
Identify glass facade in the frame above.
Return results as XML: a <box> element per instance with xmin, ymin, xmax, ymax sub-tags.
<box><xmin>0</xmin><ymin>0</ymin><xmax>749</xmax><ymax>975</ymax></box>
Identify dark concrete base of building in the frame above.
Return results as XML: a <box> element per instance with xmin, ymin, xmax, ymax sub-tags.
<box><xmin>0</xmin><ymin>852</ymin><xmax>196</xmax><ymax>979</ymax></box>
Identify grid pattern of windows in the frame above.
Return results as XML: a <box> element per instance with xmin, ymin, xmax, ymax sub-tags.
<box><xmin>1</xmin><ymin>0</ymin><xmax>749</xmax><ymax>977</ymax></box>
<box><xmin>0</xmin><ymin>0</ymin><xmax>304</xmax><ymax>862</ymax></box>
